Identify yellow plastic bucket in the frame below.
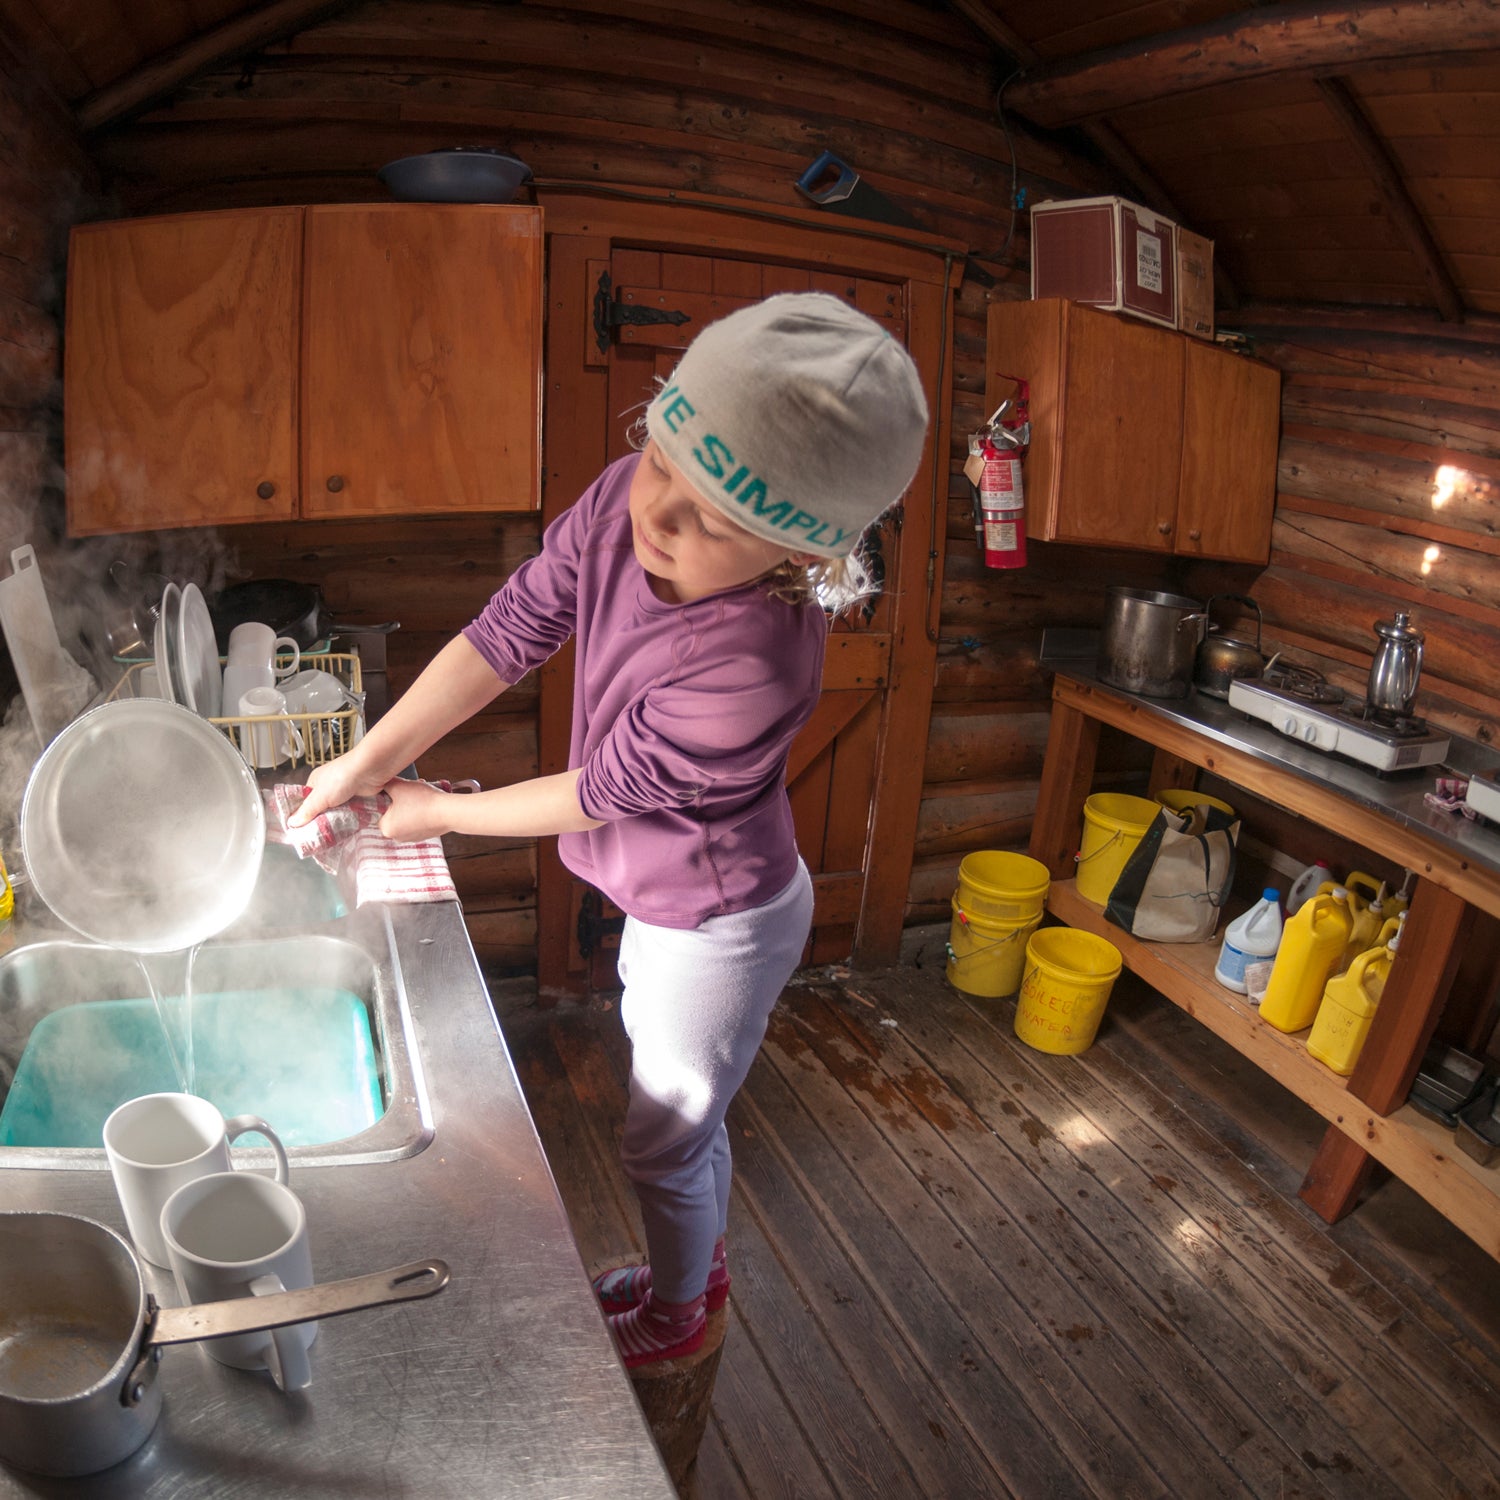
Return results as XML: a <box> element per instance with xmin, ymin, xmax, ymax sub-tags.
<box><xmin>1157</xmin><ymin>788</ymin><xmax>1237</xmax><ymax>821</ymax></box>
<box><xmin>1013</xmin><ymin>927</ymin><xmax>1123</xmax><ymax>1055</ymax></box>
<box><xmin>946</xmin><ymin>898</ymin><xmax>1042</xmax><ymax>998</ymax></box>
<box><xmin>955</xmin><ymin>850</ymin><xmax>1050</xmax><ymax>921</ymax></box>
<box><xmin>1075</xmin><ymin>793</ymin><xmax>1159</xmax><ymax>905</ymax></box>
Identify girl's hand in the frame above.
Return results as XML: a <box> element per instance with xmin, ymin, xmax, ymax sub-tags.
<box><xmin>288</xmin><ymin>752</ymin><xmax>392</xmax><ymax>827</ymax></box>
<box><xmin>377</xmin><ymin>778</ymin><xmax>455</xmax><ymax>843</ymax></box>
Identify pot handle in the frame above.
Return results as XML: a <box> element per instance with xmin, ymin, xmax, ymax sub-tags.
<box><xmin>147</xmin><ymin>1258</ymin><xmax>450</xmax><ymax>1350</ymax></box>
<box><xmin>1205</xmin><ymin>594</ymin><xmax>1263</xmax><ymax>650</ymax></box>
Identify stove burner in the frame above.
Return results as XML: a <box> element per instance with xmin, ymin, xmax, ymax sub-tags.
<box><xmin>1259</xmin><ymin>660</ymin><xmax>1344</xmax><ymax>705</ymax></box>
<box><xmin>1336</xmin><ymin>698</ymin><xmax>1433</xmax><ymax>739</ymax></box>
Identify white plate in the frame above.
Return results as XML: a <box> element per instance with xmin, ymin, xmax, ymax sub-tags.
<box><xmin>20</xmin><ymin>697</ymin><xmax>266</xmax><ymax>952</ymax></box>
<box><xmin>153</xmin><ymin>582</ymin><xmax>182</xmax><ymax>705</ymax></box>
<box><xmin>177</xmin><ymin>582</ymin><xmax>222</xmax><ymax>718</ymax></box>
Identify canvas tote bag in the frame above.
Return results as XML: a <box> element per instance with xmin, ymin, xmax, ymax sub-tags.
<box><xmin>1104</xmin><ymin>803</ymin><xmax>1240</xmax><ymax>943</ymax></box>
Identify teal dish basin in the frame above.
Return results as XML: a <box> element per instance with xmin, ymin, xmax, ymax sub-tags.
<box><xmin>0</xmin><ymin>987</ymin><xmax>381</xmax><ymax>1149</ymax></box>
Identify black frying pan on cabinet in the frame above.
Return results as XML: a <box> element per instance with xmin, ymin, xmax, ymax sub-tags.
<box><xmin>209</xmin><ymin>579</ymin><xmax>399</xmax><ymax>653</ymax></box>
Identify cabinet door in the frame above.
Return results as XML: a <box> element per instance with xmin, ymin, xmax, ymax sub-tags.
<box><xmin>1177</xmin><ymin>341</ymin><xmax>1281</xmax><ymax>563</ymax></box>
<box><xmin>302</xmin><ymin>205</ymin><xmax>542</xmax><ymax>518</ymax></box>
<box><xmin>65</xmin><ymin>209</ymin><xmax>300</xmax><ymax>536</ymax></box>
<box><xmin>1054</xmin><ymin>305</ymin><xmax>1183</xmax><ymax>550</ymax></box>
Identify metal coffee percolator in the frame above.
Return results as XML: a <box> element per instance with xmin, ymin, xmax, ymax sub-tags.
<box><xmin>1367</xmin><ymin>611</ymin><xmax>1424</xmax><ymax>716</ymax></box>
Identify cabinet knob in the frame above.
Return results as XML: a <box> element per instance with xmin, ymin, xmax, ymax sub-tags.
<box><xmin>256</xmin><ymin>481</ymin><xmax>276</xmax><ymax>500</ymax></box>
<box><xmin>326</xmin><ymin>475</ymin><xmax>345</xmax><ymax>493</ymax></box>
<box><xmin>1188</xmin><ymin>527</ymin><xmax>1202</xmax><ymax>542</ymax></box>
<box><xmin>1157</xmin><ymin>521</ymin><xmax>1172</xmax><ymax>536</ymax></box>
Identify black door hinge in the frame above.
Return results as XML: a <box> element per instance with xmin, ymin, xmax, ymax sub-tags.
<box><xmin>593</xmin><ymin>270</ymin><xmax>691</xmax><ymax>354</ymax></box>
<box><xmin>577</xmin><ymin>887</ymin><xmax>627</xmax><ymax>958</ymax></box>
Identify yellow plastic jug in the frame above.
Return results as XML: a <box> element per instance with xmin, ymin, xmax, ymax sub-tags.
<box><xmin>1259</xmin><ymin>890</ymin><xmax>1352</xmax><ymax>1034</ymax></box>
<box><xmin>1343</xmin><ymin>870</ymin><xmax>1386</xmax><ymax>908</ymax></box>
<box><xmin>1307</xmin><ymin>943</ymin><xmax>1396</xmax><ymax>1075</ymax></box>
<box><xmin>1339</xmin><ymin>896</ymin><xmax>1384</xmax><ymax>973</ymax></box>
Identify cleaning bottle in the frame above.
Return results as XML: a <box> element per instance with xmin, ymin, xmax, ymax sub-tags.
<box><xmin>1307</xmin><ymin>919</ymin><xmax>1401</xmax><ymax>1075</ymax></box>
<box><xmin>1286</xmin><ymin>860</ymin><xmax>1333</xmax><ymax>916</ymax></box>
<box><xmin>1259</xmin><ymin>888</ymin><xmax>1353</xmax><ymax>1034</ymax></box>
<box><xmin>1214</xmin><ymin>889</ymin><xmax>1283</xmax><ymax>995</ymax></box>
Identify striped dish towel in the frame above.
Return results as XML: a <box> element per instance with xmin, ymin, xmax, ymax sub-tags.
<box><xmin>264</xmin><ymin>784</ymin><xmax>459</xmax><ymax>905</ymax></box>
<box><xmin>1424</xmin><ymin>775</ymin><xmax>1479</xmax><ymax>820</ymax></box>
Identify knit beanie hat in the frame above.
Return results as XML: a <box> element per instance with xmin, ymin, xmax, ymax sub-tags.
<box><xmin>644</xmin><ymin>292</ymin><xmax>929</xmax><ymax>560</ymax></box>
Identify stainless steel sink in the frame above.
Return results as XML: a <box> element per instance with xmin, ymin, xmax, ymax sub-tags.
<box><xmin>0</xmin><ymin>906</ymin><xmax>432</xmax><ymax>1172</ymax></box>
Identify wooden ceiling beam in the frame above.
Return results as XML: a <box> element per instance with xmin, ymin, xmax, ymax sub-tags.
<box><xmin>945</xmin><ymin>0</ymin><xmax>1237</xmax><ymax>305</ymax></box>
<box><xmin>1315</xmin><ymin>76</ymin><xmax>1464</xmax><ymax>323</ymax></box>
<box><xmin>75</xmin><ymin>0</ymin><xmax>360</xmax><ymax>133</ymax></box>
<box><xmin>1007</xmin><ymin>0</ymin><xmax>1500</xmax><ymax>128</ymax></box>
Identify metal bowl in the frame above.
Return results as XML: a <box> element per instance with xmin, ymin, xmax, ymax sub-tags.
<box><xmin>20</xmin><ymin>698</ymin><xmax>265</xmax><ymax>953</ymax></box>
<box><xmin>377</xmin><ymin>148</ymin><xmax>533</xmax><ymax>204</ymax></box>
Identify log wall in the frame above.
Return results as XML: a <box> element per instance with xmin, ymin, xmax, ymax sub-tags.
<box><xmin>1184</xmin><ymin>310</ymin><xmax>1500</xmax><ymax>751</ymax></box>
<box><xmin>0</xmin><ymin>27</ymin><xmax>99</xmax><ymax>846</ymax></box>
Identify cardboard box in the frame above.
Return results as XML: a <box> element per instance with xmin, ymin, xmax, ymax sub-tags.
<box><xmin>1175</xmin><ymin>226</ymin><xmax>1215</xmax><ymax>340</ymax></box>
<box><xmin>1029</xmin><ymin>195</ymin><xmax>1177</xmax><ymax>329</ymax></box>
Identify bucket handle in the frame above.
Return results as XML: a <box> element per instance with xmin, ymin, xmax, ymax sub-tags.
<box><xmin>1074</xmin><ymin>829</ymin><xmax>1126</xmax><ymax>866</ymax></box>
<box><xmin>946</xmin><ymin>908</ymin><xmax>1031</xmax><ymax>965</ymax></box>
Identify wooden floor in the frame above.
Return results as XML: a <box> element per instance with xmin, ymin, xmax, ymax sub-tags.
<box><xmin>495</xmin><ymin>928</ymin><xmax>1500</xmax><ymax>1500</ymax></box>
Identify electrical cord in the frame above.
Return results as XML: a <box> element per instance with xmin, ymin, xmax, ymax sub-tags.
<box><xmin>969</xmin><ymin>68</ymin><xmax>1027</xmax><ymax>266</ymax></box>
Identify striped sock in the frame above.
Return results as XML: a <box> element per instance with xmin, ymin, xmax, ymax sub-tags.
<box><xmin>608</xmin><ymin>1291</ymin><xmax>707</xmax><ymax>1369</ymax></box>
<box><xmin>593</xmin><ymin>1240</ymin><xmax>729</xmax><ymax>1314</ymax></box>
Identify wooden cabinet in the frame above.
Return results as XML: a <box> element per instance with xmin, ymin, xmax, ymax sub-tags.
<box><xmin>65</xmin><ymin>205</ymin><xmax>543</xmax><ymax>536</ymax></box>
<box><xmin>986</xmin><ymin>298</ymin><xmax>1280</xmax><ymax>563</ymax></box>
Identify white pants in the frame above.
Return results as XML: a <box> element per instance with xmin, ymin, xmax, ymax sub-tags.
<box><xmin>616</xmin><ymin>860</ymin><xmax>814</xmax><ymax>1303</ymax></box>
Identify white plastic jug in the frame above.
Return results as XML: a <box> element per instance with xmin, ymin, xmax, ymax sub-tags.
<box><xmin>1286</xmin><ymin>860</ymin><xmax>1332</xmax><ymax>916</ymax></box>
<box><xmin>1215</xmin><ymin>888</ymin><xmax>1284</xmax><ymax>994</ymax></box>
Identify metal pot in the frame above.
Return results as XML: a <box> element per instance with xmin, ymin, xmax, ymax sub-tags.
<box><xmin>208</xmin><ymin>579</ymin><xmax>399</xmax><ymax>655</ymax></box>
<box><xmin>1097</xmin><ymin>587</ymin><xmax>1205</xmax><ymax>699</ymax></box>
<box><xmin>0</xmin><ymin>1211</ymin><xmax>448</xmax><ymax>1478</ymax></box>
<box><xmin>1194</xmin><ymin>593</ymin><xmax>1265</xmax><ymax>699</ymax></box>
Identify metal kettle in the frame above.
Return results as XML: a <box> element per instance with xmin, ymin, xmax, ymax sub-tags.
<box><xmin>1367</xmin><ymin>611</ymin><xmax>1424</xmax><ymax>716</ymax></box>
<box><xmin>1194</xmin><ymin>594</ymin><xmax>1264</xmax><ymax>699</ymax></box>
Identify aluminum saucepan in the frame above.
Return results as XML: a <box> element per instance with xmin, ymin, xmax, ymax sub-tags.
<box><xmin>0</xmin><ymin>1211</ymin><xmax>449</xmax><ymax>1478</ymax></box>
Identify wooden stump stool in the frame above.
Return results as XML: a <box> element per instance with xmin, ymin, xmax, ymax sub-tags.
<box><xmin>590</xmin><ymin>1260</ymin><xmax>727</xmax><ymax>1496</ymax></box>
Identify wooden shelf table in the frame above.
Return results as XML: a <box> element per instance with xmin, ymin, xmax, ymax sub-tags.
<box><xmin>1029</xmin><ymin>669</ymin><xmax>1500</xmax><ymax>1262</ymax></box>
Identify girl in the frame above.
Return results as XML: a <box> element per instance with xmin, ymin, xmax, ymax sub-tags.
<box><xmin>291</xmin><ymin>292</ymin><xmax>929</xmax><ymax>1367</ymax></box>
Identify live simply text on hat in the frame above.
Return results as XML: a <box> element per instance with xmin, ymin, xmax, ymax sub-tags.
<box><xmin>644</xmin><ymin>292</ymin><xmax>929</xmax><ymax>560</ymax></box>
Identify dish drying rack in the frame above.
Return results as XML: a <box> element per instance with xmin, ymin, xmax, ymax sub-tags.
<box><xmin>111</xmin><ymin>651</ymin><xmax>364</xmax><ymax>769</ymax></box>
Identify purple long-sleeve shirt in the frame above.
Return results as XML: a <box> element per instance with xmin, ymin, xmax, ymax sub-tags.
<box><xmin>463</xmin><ymin>453</ymin><xmax>827</xmax><ymax>928</ymax></box>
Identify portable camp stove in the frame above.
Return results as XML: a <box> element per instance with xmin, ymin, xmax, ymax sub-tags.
<box><xmin>1227</xmin><ymin>661</ymin><xmax>1450</xmax><ymax>772</ymax></box>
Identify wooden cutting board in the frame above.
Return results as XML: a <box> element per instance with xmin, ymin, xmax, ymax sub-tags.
<box><xmin>0</xmin><ymin>545</ymin><xmax>86</xmax><ymax>748</ymax></box>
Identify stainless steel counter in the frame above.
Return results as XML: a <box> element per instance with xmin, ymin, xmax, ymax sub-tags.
<box><xmin>0</xmin><ymin>900</ymin><xmax>675</xmax><ymax>1498</ymax></box>
<box><xmin>1052</xmin><ymin>662</ymin><xmax>1500</xmax><ymax>881</ymax></box>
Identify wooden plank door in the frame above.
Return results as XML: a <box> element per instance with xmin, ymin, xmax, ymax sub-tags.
<box><xmin>537</xmin><ymin>196</ymin><xmax>955</xmax><ymax>999</ymax></box>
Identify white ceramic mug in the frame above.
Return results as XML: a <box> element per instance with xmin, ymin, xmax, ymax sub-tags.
<box><xmin>238</xmin><ymin>685</ymin><xmax>304</xmax><ymax>769</ymax></box>
<box><xmin>161</xmin><ymin>1170</ymin><xmax>317</xmax><ymax>1390</ymax></box>
<box><xmin>102</xmin><ymin>1092</ymin><xmax>289</xmax><ymax>1269</ymax></box>
<box><xmin>222</xmin><ymin>622</ymin><xmax>302</xmax><ymax>718</ymax></box>
<box><xmin>278</xmin><ymin>669</ymin><xmax>349</xmax><ymax>716</ymax></box>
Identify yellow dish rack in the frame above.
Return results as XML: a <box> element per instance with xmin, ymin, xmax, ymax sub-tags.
<box><xmin>111</xmin><ymin>651</ymin><xmax>364</xmax><ymax>770</ymax></box>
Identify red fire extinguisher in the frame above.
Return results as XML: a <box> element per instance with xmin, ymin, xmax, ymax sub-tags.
<box><xmin>967</xmin><ymin>380</ymin><xmax>1030</xmax><ymax>569</ymax></box>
